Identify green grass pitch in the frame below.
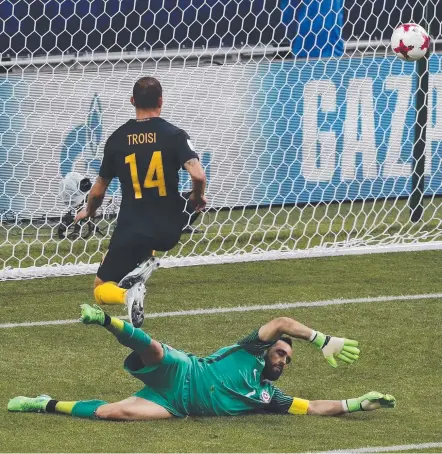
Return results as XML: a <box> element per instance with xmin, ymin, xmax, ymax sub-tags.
<box><xmin>1</xmin><ymin>251</ymin><xmax>441</xmax><ymax>452</ymax></box>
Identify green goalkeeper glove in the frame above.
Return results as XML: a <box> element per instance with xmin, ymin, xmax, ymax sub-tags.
<box><xmin>346</xmin><ymin>391</ymin><xmax>396</xmax><ymax>412</ymax></box>
<box><xmin>311</xmin><ymin>331</ymin><xmax>360</xmax><ymax>368</ymax></box>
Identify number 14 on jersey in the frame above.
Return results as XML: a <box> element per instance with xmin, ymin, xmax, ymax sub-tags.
<box><xmin>125</xmin><ymin>151</ymin><xmax>167</xmax><ymax>198</ymax></box>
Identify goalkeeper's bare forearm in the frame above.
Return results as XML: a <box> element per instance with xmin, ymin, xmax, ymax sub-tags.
<box><xmin>259</xmin><ymin>317</ymin><xmax>313</xmax><ymax>342</ymax></box>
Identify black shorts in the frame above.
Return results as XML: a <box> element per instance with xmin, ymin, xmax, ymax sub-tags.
<box><xmin>97</xmin><ymin>226</ymin><xmax>178</xmax><ymax>283</ymax></box>
<box><xmin>97</xmin><ymin>193</ymin><xmax>198</xmax><ymax>282</ymax></box>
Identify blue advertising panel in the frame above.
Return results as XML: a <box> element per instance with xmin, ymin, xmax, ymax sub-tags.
<box><xmin>252</xmin><ymin>55</ymin><xmax>442</xmax><ymax>205</ymax></box>
<box><xmin>1</xmin><ymin>55</ymin><xmax>442</xmax><ymax>218</ymax></box>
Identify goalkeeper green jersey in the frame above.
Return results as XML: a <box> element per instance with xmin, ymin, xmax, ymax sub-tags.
<box><xmin>184</xmin><ymin>330</ymin><xmax>294</xmax><ymax>416</ymax></box>
<box><xmin>129</xmin><ymin>329</ymin><xmax>294</xmax><ymax>417</ymax></box>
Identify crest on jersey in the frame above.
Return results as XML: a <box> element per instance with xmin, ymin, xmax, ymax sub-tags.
<box><xmin>187</xmin><ymin>139</ymin><xmax>196</xmax><ymax>151</ymax></box>
<box><xmin>260</xmin><ymin>390</ymin><xmax>271</xmax><ymax>403</ymax></box>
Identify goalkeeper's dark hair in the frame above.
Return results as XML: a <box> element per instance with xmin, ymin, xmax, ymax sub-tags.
<box><xmin>280</xmin><ymin>336</ymin><xmax>292</xmax><ymax>347</ymax></box>
<box><xmin>133</xmin><ymin>77</ymin><xmax>162</xmax><ymax>109</ymax></box>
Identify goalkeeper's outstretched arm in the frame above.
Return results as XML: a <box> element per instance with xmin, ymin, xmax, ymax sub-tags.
<box><xmin>269</xmin><ymin>389</ymin><xmax>396</xmax><ymax>416</ymax></box>
<box><xmin>307</xmin><ymin>392</ymin><xmax>396</xmax><ymax>415</ymax></box>
<box><xmin>258</xmin><ymin>317</ymin><xmax>360</xmax><ymax>367</ymax></box>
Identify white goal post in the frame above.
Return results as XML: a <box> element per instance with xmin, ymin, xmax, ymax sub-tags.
<box><xmin>1</xmin><ymin>0</ymin><xmax>442</xmax><ymax>280</ymax></box>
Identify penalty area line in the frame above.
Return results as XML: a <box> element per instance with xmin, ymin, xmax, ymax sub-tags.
<box><xmin>314</xmin><ymin>441</ymin><xmax>442</xmax><ymax>453</ymax></box>
<box><xmin>0</xmin><ymin>292</ymin><xmax>441</xmax><ymax>329</ymax></box>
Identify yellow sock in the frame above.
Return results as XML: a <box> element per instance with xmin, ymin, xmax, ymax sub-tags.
<box><xmin>109</xmin><ymin>316</ymin><xmax>124</xmax><ymax>331</ymax></box>
<box><xmin>94</xmin><ymin>282</ymin><xmax>126</xmax><ymax>305</ymax></box>
<box><xmin>55</xmin><ymin>401</ymin><xmax>77</xmax><ymax>415</ymax></box>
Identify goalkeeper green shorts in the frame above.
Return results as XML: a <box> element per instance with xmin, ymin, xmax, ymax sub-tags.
<box><xmin>124</xmin><ymin>344</ymin><xmax>191</xmax><ymax>417</ymax></box>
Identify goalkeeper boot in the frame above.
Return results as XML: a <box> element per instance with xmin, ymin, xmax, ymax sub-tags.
<box><xmin>80</xmin><ymin>303</ymin><xmax>105</xmax><ymax>326</ymax></box>
<box><xmin>8</xmin><ymin>395</ymin><xmax>51</xmax><ymax>413</ymax></box>
<box><xmin>118</xmin><ymin>257</ymin><xmax>160</xmax><ymax>290</ymax></box>
<box><xmin>125</xmin><ymin>282</ymin><xmax>146</xmax><ymax>328</ymax></box>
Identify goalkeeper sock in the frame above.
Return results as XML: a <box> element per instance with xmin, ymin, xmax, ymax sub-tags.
<box><xmin>72</xmin><ymin>400</ymin><xmax>108</xmax><ymax>418</ymax></box>
<box><xmin>94</xmin><ymin>281</ymin><xmax>126</xmax><ymax>305</ymax></box>
<box><xmin>104</xmin><ymin>316</ymin><xmax>152</xmax><ymax>353</ymax></box>
<box><xmin>46</xmin><ymin>400</ymin><xmax>76</xmax><ymax>415</ymax></box>
<box><xmin>46</xmin><ymin>400</ymin><xmax>107</xmax><ymax>418</ymax></box>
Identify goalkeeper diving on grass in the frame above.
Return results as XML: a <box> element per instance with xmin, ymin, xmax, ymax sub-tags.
<box><xmin>8</xmin><ymin>305</ymin><xmax>395</xmax><ymax>419</ymax></box>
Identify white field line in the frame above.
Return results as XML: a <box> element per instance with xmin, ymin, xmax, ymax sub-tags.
<box><xmin>1</xmin><ymin>292</ymin><xmax>441</xmax><ymax>329</ymax></box>
<box><xmin>314</xmin><ymin>441</ymin><xmax>442</xmax><ymax>453</ymax></box>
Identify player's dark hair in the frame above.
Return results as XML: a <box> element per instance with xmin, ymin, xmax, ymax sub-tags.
<box><xmin>133</xmin><ymin>77</ymin><xmax>162</xmax><ymax>109</ymax></box>
<box><xmin>280</xmin><ymin>336</ymin><xmax>292</xmax><ymax>347</ymax></box>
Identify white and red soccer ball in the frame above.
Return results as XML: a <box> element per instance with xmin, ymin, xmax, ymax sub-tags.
<box><xmin>391</xmin><ymin>23</ymin><xmax>430</xmax><ymax>61</ymax></box>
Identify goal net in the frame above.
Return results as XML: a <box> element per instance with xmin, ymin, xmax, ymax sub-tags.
<box><xmin>1</xmin><ymin>0</ymin><xmax>442</xmax><ymax>280</ymax></box>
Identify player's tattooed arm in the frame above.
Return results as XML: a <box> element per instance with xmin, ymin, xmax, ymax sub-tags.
<box><xmin>184</xmin><ymin>158</ymin><xmax>207</xmax><ymax>211</ymax></box>
<box><xmin>74</xmin><ymin>176</ymin><xmax>111</xmax><ymax>223</ymax></box>
<box><xmin>184</xmin><ymin>158</ymin><xmax>205</xmax><ymax>180</ymax></box>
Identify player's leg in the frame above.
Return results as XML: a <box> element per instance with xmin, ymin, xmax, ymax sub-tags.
<box><xmin>8</xmin><ymin>395</ymin><xmax>173</xmax><ymax>420</ymax></box>
<box><xmin>80</xmin><ymin>304</ymin><xmax>164</xmax><ymax>365</ymax></box>
<box><xmin>94</xmin><ymin>229</ymin><xmax>155</xmax><ymax>327</ymax></box>
<box><xmin>95</xmin><ymin>397</ymin><xmax>174</xmax><ymax>420</ymax></box>
<box><xmin>100</xmin><ymin>300</ymin><xmax>192</xmax><ymax>418</ymax></box>
<box><xmin>8</xmin><ymin>395</ymin><xmax>105</xmax><ymax>417</ymax></box>
<box><xmin>94</xmin><ymin>229</ymin><xmax>149</xmax><ymax>304</ymax></box>
<box><xmin>9</xmin><ymin>307</ymin><xmax>186</xmax><ymax>420</ymax></box>
<box><xmin>81</xmin><ymin>304</ymin><xmax>191</xmax><ymax>416</ymax></box>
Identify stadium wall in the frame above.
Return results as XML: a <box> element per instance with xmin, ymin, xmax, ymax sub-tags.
<box><xmin>1</xmin><ymin>55</ymin><xmax>442</xmax><ymax>219</ymax></box>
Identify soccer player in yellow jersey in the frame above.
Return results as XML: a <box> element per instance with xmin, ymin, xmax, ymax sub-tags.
<box><xmin>75</xmin><ymin>77</ymin><xmax>207</xmax><ymax>327</ymax></box>
<box><xmin>9</xmin><ymin>305</ymin><xmax>395</xmax><ymax>420</ymax></box>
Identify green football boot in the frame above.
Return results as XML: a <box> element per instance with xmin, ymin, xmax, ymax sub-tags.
<box><xmin>8</xmin><ymin>395</ymin><xmax>51</xmax><ymax>413</ymax></box>
<box><xmin>80</xmin><ymin>304</ymin><xmax>105</xmax><ymax>325</ymax></box>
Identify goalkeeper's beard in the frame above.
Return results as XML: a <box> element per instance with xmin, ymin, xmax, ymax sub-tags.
<box><xmin>262</xmin><ymin>358</ymin><xmax>284</xmax><ymax>381</ymax></box>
